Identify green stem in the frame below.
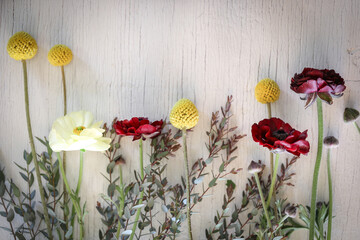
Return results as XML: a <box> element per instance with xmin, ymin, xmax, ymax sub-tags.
<box><xmin>266</xmin><ymin>154</ymin><xmax>279</xmax><ymax>207</ymax></box>
<box><xmin>354</xmin><ymin>122</ymin><xmax>360</xmax><ymax>134</ymax></box>
<box><xmin>22</xmin><ymin>60</ymin><xmax>53</xmax><ymax>240</ymax></box>
<box><xmin>327</xmin><ymin>149</ymin><xmax>333</xmax><ymax>240</ymax></box>
<box><xmin>61</xmin><ymin>65</ymin><xmax>69</xmax><ymax>227</ymax></box>
<box><xmin>57</xmin><ymin>152</ymin><xmax>84</xmax><ymax>240</ymax></box>
<box><xmin>129</xmin><ymin>138</ymin><xmax>144</xmax><ymax>240</ymax></box>
<box><xmin>267</xmin><ymin>103</ymin><xmax>279</xmax><ymax>223</ymax></box>
<box><xmin>309</xmin><ymin>98</ymin><xmax>324</xmax><ymax>240</ymax></box>
<box><xmin>76</xmin><ymin>151</ymin><xmax>84</xmax><ymax>195</ymax></box>
<box><xmin>267</xmin><ymin>103</ymin><xmax>274</xmax><ymax>188</ymax></box>
<box><xmin>182</xmin><ymin>128</ymin><xmax>193</xmax><ymax>240</ymax></box>
<box><xmin>254</xmin><ymin>173</ymin><xmax>272</xmax><ymax>228</ymax></box>
<box><xmin>116</xmin><ymin>165</ymin><xmax>125</xmax><ymax>239</ymax></box>
<box><xmin>70</xmin><ymin>150</ymin><xmax>85</xmax><ymax>239</ymax></box>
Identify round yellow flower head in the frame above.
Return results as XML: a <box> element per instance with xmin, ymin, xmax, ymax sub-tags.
<box><xmin>255</xmin><ymin>78</ymin><xmax>280</xmax><ymax>104</ymax></box>
<box><xmin>170</xmin><ymin>99</ymin><xmax>199</xmax><ymax>129</ymax></box>
<box><xmin>48</xmin><ymin>44</ymin><xmax>73</xmax><ymax>66</ymax></box>
<box><xmin>7</xmin><ymin>31</ymin><xmax>38</xmax><ymax>61</ymax></box>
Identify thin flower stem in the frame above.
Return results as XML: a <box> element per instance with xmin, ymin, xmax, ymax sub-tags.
<box><xmin>116</xmin><ymin>165</ymin><xmax>125</xmax><ymax>239</ymax></box>
<box><xmin>327</xmin><ymin>149</ymin><xmax>333</xmax><ymax>240</ymax></box>
<box><xmin>22</xmin><ymin>60</ymin><xmax>53</xmax><ymax>240</ymax></box>
<box><xmin>76</xmin><ymin>151</ymin><xmax>84</xmax><ymax>195</ymax></box>
<box><xmin>129</xmin><ymin>138</ymin><xmax>144</xmax><ymax>240</ymax></box>
<box><xmin>61</xmin><ymin>66</ymin><xmax>67</xmax><ymax>114</ymax></box>
<box><xmin>254</xmin><ymin>173</ymin><xmax>272</xmax><ymax>228</ymax></box>
<box><xmin>267</xmin><ymin>102</ymin><xmax>278</xmax><ymax>222</ymax></box>
<box><xmin>61</xmin><ymin>65</ymin><xmax>69</xmax><ymax>226</ymax></box>
<box><xmin>267</xmin><ymin>103</ymin><xmax>274</xmax><ymax>177</ymax></box>
<box><xmin>354</xmin><ymin>122</ymin><xmax>360</xmax><ymax>134</ymax></box>
<box><xmin>309</xmin><ymin>98</ymin><xmax>324</xmax><ymax>240</ymax></box>
<box><xmin>57</xmin><ymin>152</ymin><xmax>84</xmax><ymax>240</ymax></box>
<box><xmin>70</xmin><ymin>150</ymin><xmax>85</xmax><ymax>239</ymax></box>
<box><xmin>266</xmin><ymin>153</ymin><xmax>280</xmax><ymax>208</ymax></box>
<box><xmin>182</xmin><ymin>128</ymin><xmax>193</xmax><ymax>240</ymax></box>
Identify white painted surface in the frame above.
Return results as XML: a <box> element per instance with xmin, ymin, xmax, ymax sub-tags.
<box><xmin>0</xmin><ymin>0</ymin><xmax>359</xmax><ymax>239</ymax></box>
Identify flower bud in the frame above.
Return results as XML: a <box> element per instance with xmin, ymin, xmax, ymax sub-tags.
<box><xmin>248</xmin><ymin>161</ymin><xmax>262</xmax><ymax>174</ymax></box>
<box><xmin>114</xmin><ymin>155</ymin><xmax>126</xmax><ymax>165</ymax></box>
<box><xmin>285</xmin><ymin>205</ymin><xmax>297</xmax><ymax>218</ymax></box>
<box><xmin>323</xmin><ymin>136</ymin><xmax>339</xmax><ymax>149</ymax></box>
<box><xmin>344</xmin><ymin>108</ymin><xmax>359</xmax><ymax>123</ymax></box>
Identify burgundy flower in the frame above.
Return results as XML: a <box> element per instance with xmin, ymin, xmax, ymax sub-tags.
<box><xmin>251</xmin><ymin>118</ymin><xmax>310</xmax><ymax>156</ymax></box>
<box><xmin>291</xmin><ymin>68</ymin><xmax>346</xmax><ymax>108</ymax></box>
<box><xmin>113</xmin><ymin>117</ymin><xmax>163</xmax><ymax>141</ymax></box>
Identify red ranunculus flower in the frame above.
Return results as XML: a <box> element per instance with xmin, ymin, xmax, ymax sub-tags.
<box><xmin>113</xmin><ymin>117</ymin><xmax>163</xmax><ymax>141</ymax></box>
<box><xmin>251</xmin><ymin>118</ymin><xmax>310</xmax><ymax>156</ymax></box>
<box><xmin>291</xmin><ymin>68</ymin><xmax>346</xmax><ymax>108</ymax></box>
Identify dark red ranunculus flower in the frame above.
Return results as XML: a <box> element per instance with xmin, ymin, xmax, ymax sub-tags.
<box><xmin>113</xmin><ymin>117</ymin><xmax>163</xmax><ymax>141</ymax></box>
<box><xmin>291</xmin><ymin>68</ymin><xmax>346</xmax><ymax>108</ymax></box>
<box><xmin>251</xmin><ymin>118</ymin><xmax>310</xmax><ymax>156</ymax></box>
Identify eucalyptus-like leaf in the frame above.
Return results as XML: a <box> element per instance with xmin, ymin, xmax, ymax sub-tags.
<box><xmin>106</xmin><ymin>161</ymin><xmax>116</xmax><ymax>174</ymax></box>
<box><xmin>121</xmin><ymin>230</ymin><xmax>132</xmax><ymax>235</ymax></box>
<box><xmin>6</xmin><ymin>208</ymin><xmax>14</xmax><ymax>222</ymax></box>
<box><xmin>65</xmin><ymin>226</ymin><xmax>73</xmax><ymax>238</ymax></box>
<box><xmin>132</xmin><ymin>204</ymin><xmax>145</xmax><ymax>210</ymax></box>
<box><xmin>161</xmin><ymin>205</ymin><xmax>169</xmax><ymax>213</ymax></box>
<box><xmin>205</xmin><ymin>157</ymin><xmax>214</xmax><ymax>165</ymax></box>
<box><xmin>193</xmin><ymin>175</ymin><xmax>204</xmax><ymax>185</ymax></box>
<box><xmin>11</xmin><ymin>183</ymin><xmax>20</xmax><ymax>198</ymax></box>
<box><xmin>0</xmin><ymin>182</ymin><xmax>5</xmax><ymax>197</ymax></box>
<box><xmin>209</xmin><ymin>178</ymin><xmax>217</xmax><ymax>188</ymax></box>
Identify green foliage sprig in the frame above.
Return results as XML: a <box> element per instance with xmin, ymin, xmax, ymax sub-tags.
<box><xmin>0</xmin><ymin>137</ymin><xmax>63</xmax><ymax>240</ymax></box>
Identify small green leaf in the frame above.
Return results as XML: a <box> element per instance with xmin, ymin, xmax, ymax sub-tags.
<box><xmin>209</xmin><ymin>178</ymin><xmax>217</xmax><ymax>188</ymax></box>
<box><xmin>65</xmin><ymin>226</ymin><xmax>73</xmax><ymax>238</ymax></box>
<box><xmin>106</xmin><ymin>161</ymin><xmax>116</xmax><ymax>174</ymax></box>
<box><xmin>11</xmin><ymin>183</ymin><xmax>20</xmax><ymax>198</ymax></box>
<box><xmin>219</xmin><ymin>162</ymin><xmax>225</xmax><ymax>172</ymax></box>
<box><xmin>0</xmin><ymin>182</ymin><xmax>5</xmax><ymax>197</ymax></box>
<box><xmin>108</xmin><ymin>183</ymin><xmax>116</xmax><ymax>196</ymax></box>
<box><xmin>205</xmin><ymin>157</ymin><xmax>214</xmax><ymax>165</ymax></box>
<box><xmin>6</xmin><ymin>208</ymin><xmax>14</xmax><ymax>222</ymax></box>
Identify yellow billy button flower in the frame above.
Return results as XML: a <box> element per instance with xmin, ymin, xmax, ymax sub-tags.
<box><xmin>255</xmin><ymin>78</ymin><xmax>280</xmax><ymax>104</ymax></box>
<box><xmin>48</xmin><ymin>44</ymin><xmax>73</xmax><ymax>66</ymax></box>
<box><xmin>49</xmin><ymin>111</ymin><xmax>111</xmax><ymax>152</ymax></box>
<box><xmin>170</xmin><ymin>99</ymin><xmax>199</xmax><ymax>129</ymax></box>
<box><xmin>7</xmin><ymin>31</ymin><xmax>38</xmax><ymax>61</ymax></box>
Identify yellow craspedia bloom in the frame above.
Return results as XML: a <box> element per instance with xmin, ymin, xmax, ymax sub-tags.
<box><xmin>7</xmin><ymin>31</ymin><xmax>38</xmax><ymax>61</ymax></box>
<box><xmin>48</xmin><ymin>44</ymin><xmax>73</xmax><ymax>66</ymax></box>
<box><xmin>170</xmin><ymin>99</ymin><xmax>199</xmax><ymax>129</ymax></box>
<box><xmin>255</xmin><ymin>78</ymin><xmax>280</xmax><ymax>104</ymax></box>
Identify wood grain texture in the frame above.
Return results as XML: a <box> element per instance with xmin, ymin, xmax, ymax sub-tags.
<box><xmin>1</xmin><ymin>0</ymin><xmax>360</xmax><ymax>239</ymax></box>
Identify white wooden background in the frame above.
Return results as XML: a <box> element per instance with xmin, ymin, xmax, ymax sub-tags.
<box><xmin>1</xmin><ymin>0</ymin><xmax>360</xmax><ymax>239</ymax></box>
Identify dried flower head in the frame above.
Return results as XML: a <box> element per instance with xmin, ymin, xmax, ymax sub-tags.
<box><xmin>343</xmin><ymin>107</ymin><xmax>359</xmax><ymax>123</ymax></box>
<box><xmin>323</xmin><ymin>136</ymin><xmax>339</xmax><ymax>148</ymax></box>
<box><xmin>285</xmin><ymin>205</ymin><xmax>297</xmax><ymax>218</ymax></box>
<box><xmin>248</xmin><ymin>161</ymin><xmax>262</xmax><ymax>174</ymax></box>
<box><xmin>48</xmin><ymin>44</ymin><xmax>73</xmax><ymax>66</ymax></box>
<box><xmin>255</xmin><ymin>78</ymin><xmax>280</xmax><ymax>104</ymax></box>
<box><xmin>7</xmin><ymin>31</ymin><xmax>38</xmax><ymax>61</ymax></box>
<box><xmin>170</xmin><ymin>99</ymin><xmax>199</xmax><ymax>129</ymax></box>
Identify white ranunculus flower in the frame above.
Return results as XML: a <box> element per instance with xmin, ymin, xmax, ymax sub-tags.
<box><xmin>49</xmin><ymin>111</ymin><xmax>111</xmax><ymax>152</ymax></box>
